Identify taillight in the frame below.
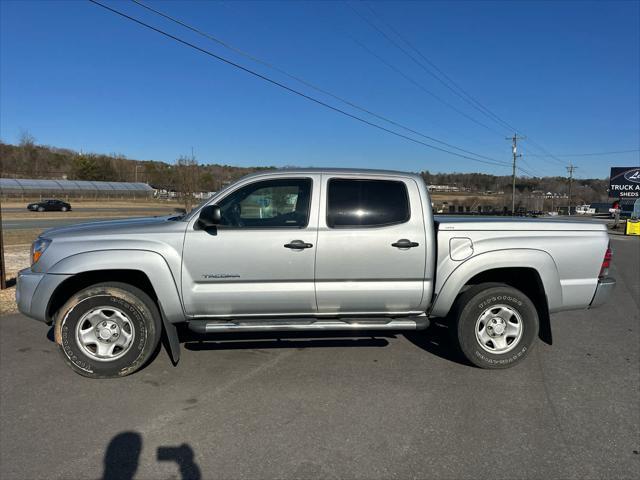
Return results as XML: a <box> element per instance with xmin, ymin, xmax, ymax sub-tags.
<box><xmin>599</xmin><ymin>244</ymin><xmax>612</xmax><ymax>279</ymax></box>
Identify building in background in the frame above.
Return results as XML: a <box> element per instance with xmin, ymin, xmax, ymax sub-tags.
<box><xmin>0</xmin><ymin>178</ymin><xmax>154</xmax><ymax>200</ymax></box>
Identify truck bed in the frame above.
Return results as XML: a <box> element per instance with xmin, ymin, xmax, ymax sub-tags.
<box><xmin>435</xmin><ymin>216</ymin><xmax>608</xmax><ymax>231</ymax></box>
<box><xmin>432</xmin><ymin>215</ymin><xmax>610</xmax><ymax>316</ymax></box>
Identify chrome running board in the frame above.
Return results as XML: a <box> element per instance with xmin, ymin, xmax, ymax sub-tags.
<box><xmin>187</xmin><ymin>317</ymin><xmax>429</xmax><ymax>334</ymax></box>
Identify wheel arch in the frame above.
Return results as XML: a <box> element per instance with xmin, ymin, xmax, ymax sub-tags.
<box><xmin>47</xmin><ymin>270</ymin><xmax>157</xmax><ymax>323</ymax></box>
<box><xmin>46</xmin><ymin>250</ymin><xmax>184</xmax><ymax>363</ymax></box>
<box><xmin>430</xmin><ymin>249</ymin><xmax>561</xmax><ymax>326</ymax></box>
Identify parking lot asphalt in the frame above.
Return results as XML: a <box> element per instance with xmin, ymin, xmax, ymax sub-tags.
<box><xmin>0</xmin><ymin>235</ymin><xmax>638</xmax><ymax>480</ymax></box>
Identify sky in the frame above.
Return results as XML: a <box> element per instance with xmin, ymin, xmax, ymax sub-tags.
<box><xmin>1</xmin><ymin>0</ymin><xmax>639</xmax><ymax>179</ymax></box>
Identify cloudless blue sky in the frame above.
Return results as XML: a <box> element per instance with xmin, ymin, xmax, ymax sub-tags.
<box><xmin>1</xmin><ymin>0</ymin><xmax>639</xmax><ymax>178</ymax></box>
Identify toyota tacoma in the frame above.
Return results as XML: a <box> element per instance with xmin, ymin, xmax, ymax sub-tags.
<box><xmin>16</xmin><ymin>169</ymin><xmax>616</xmax><ymax>378</ymax></box>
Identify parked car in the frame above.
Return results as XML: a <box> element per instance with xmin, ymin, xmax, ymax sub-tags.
<box><xmin>27</xmin><ymin>199</ymin><xmax>71</xmax><ymax>212</ymax></box>
<box><xmin>16</xmin><ymin>169</ymin><xmax>615</xmax><ymax>378</ymax></box>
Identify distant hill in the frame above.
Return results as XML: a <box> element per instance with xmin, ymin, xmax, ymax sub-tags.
<box><xmin>0</xmin><ymin>141</ymin><xmax>272</xmax><ymax>192</ymax></box>
<box><xmin>0</xmin><ymin>140</ymin><xmax>608</xmax><ymax>203</ymax></box>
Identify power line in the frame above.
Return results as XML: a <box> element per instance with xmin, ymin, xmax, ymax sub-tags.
<box><xmin>345</xmin><ymin>3</ymin><xmax>507</xmax><ymax>137</ymax></box>
<box><xmin>518</xmin><ymin>159</ymin><xmax>541</xmax><ymax>178</ymax></box>
<box><xmin>362</xmin><ymin>3</ymin><xmax>515</xmax><ymax>135</ymax></box>
<box><xmin>527</xmin><ymin>149</ymin><xmax>640</xmax><ymax>157</ymax></box>
<box><xmin>516</xmin><ymin>145</ymin><xmax>554</xmax><ymax>177</ymax></box>
<box><xmin>350</xmin><ymin>2</ymin><xmax>572</xmax><ymax>169</ymax></box>
<box><xmin>130</xmin><ymin>0</ymin><xmax>508</xmax><ymax>166</ymax></box>
<box><xmin>88</xmin><ymin>0</ymin><xmax>510</xmax><ymax>168</ymax></box>
<box><xmin>522</xmin><ymin>139</ymin><xmax>568</xmax><ymax>167</ymax></box>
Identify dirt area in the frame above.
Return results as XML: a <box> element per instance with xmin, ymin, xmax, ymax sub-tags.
<box><xmin>430</xmin><ymin>192</ymin><xmax>506</xmax><ymax>209</ymax></box>
<box><xmin>3</xmin><ymin>228</ymin><xmax>43</xmax><ymax>247</ymax></box>
<box><xmin>2</xmin><ymin>210</ymin><xmax>174</xmax><ymax>220</ymax></box>
<box><xmin>0</xmin><ymin>244</ymin><xmax>30</xmax><ymax>315</ymax></box>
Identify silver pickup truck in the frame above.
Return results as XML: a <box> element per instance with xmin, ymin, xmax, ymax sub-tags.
<box><xmin>16</xmin><ymin>169</ymin><xmax>615</xmax><ymax>378</ymax></box>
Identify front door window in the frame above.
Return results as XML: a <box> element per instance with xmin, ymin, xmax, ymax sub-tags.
<box><xmin>217</xmin><ymin>178</ymin><xmax>312</xmax><ymax>228</ymax></box>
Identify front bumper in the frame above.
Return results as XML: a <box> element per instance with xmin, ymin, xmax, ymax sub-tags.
<box><xmin>16</xmin><ymin>268</ymin><xmax>43</xmax><ymax>317</ymax></box>
<box><xmin>16</xmin><ymin>268</ymin><xmax>72</xmax><ymax>323</ymax></box>
<box><xmin>589</xmin><ymin>277</ymin><xmax>616</xmax><ymax>309</ymax></box>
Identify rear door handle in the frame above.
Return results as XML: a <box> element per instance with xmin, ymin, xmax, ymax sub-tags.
<box><xmin>392</xmin><ymin>239</ymin><xmax>419</xmax><ymax>249</ymax></box>
<box><xmin>284</xmin><ymin>240</ymin><xmax>313</xmax><ymax>250</ymax></box>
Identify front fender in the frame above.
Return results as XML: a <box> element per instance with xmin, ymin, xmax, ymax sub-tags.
<box><xmin>429</xmin><ymin>249</ymin><xmax>562</xmax><ymax>317</ymax></box>
<box><xmin>48</xmin><ymin>250</ymin><xmax>185</xmax><ymax>324</ymax></box>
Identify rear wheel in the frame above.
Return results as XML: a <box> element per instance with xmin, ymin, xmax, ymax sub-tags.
<box><xmin>54</xmin><ymin>282</ymin><xmax>162</xmax><ymax>378</ymax></box>
<box><xmin>452</xmin><ymin>283</ymin><xmax>538</xmax><ymax>369</ymax></box>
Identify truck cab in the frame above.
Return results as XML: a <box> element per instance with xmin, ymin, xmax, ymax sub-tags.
<box><xmin>181</xmin><ymin>170</ymin><xmax>435</xmax><ymax>318</ymax></box>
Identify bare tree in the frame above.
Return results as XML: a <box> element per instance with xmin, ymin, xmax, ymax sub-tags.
<box><xmin>175</xmin><ymin>155</ymin><xmax>200</xmax><ymax>210</ymax></box>
<box><xmin>19</xmin><ymin>130</ymin><xmax>38</xmax><ymax>177</ymax></box>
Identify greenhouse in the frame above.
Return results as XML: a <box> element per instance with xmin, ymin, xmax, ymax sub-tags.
<box><xmin>0</xmin><ymin>178</ymin><xmax>154</xmax><ymax>199</ymax></box>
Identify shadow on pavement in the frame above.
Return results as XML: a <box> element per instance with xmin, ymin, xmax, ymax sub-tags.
<box><xmin>102</xmin><ymin>431</ymin><xmax>201</xmax><ymax>480</ymax></box>
<box><xmin>181</xmin><ymin>327</ymin><xmax>393</xmax><ymax>351</ymax></box>
<box><xmin>102</xmin><ymin>432</ymin><xmax>142</xmax><ymax>480</ymax></box>
<box><xmin>403</xmin><ymin>323</ymin><xmax>473</xmax><ymax>367</ymax></box>
<box><xmin>47</xmin><ymin>319</ymin><xmax>471</xmax><ymax>366</ymax></box>
<box><xmin>177</xmin><ymin>322</ymin><xmax>472</xmax><ymax>367</ymax></box>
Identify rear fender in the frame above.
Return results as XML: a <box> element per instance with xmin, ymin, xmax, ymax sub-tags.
<box><xmin>429</xmin><ymin>249</ymin><xmax>562</xmax><ymax>317</ymax></box>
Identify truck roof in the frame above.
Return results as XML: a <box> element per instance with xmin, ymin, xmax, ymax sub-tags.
<box><xmin>239</xmin><ymin>168</ymin><xmax>424</xmax><ymax>181</ymax></box>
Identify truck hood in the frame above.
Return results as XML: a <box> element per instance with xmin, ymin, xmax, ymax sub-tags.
<box><xmin>41</xmin><ymin>215</ymin><xmax>185</xmax><ymax>239</ymax></box>
<box><xmin>435</xmin><ymin>216</ymin><xmax>608</xmax><ymax>231</ymax></box>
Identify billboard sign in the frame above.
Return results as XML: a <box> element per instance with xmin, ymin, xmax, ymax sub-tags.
<box><xmin>609</xmin><ymin>167</ymin><xmax>640</xmax><ymax>198</ymax></box>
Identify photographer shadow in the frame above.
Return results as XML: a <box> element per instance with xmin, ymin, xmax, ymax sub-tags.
<box><xmin>102</xmin><ymin>431</ymin><xmax>201</xmax><ymax>480</ymax></box>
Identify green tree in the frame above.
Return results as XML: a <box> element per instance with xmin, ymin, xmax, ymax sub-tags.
<box><xmin>71</xmin><ymin>155</ymin><xmax>100</xmax><ymax>180</ymax></box>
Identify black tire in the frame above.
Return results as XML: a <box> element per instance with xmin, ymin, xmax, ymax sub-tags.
<box><xmin>54</xmin><ymin>282</ymin><xmax>162</xmax><ymax>378</ymax></box>
<box><xmin>61</xmin><ymin>206</ymin><xmax>68</xmax><ymax>212</ymax></box>
<box><xmin>37</xmin><ymin>206</ymin><xmax>45</xmax><ymax>212</ymax></box>
<box><xmin>452</xmin><ymin>283</ymin><xmax>538</xmax><ymax>369</ymax></box>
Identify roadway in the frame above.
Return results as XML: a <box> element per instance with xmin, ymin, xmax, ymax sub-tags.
<box><xmin>0</xmin><ymin>234</ymin><xmax>638</xmax><ymax>479</ymax></box>
<box><xmin>1</xmin><ymin>216</ymin><xmax>166</xmax><ymax>230</ymax></box>
<box><xmin>1</xmin><ymin>207</ymin><xmax>176</xmax><ymax>230</ymax></box>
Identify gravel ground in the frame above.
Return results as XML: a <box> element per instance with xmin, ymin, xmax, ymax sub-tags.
<box><xmin>0</xmin><ymin>244</ymin><xmax>30</xmax><ymax>315</ymax></box>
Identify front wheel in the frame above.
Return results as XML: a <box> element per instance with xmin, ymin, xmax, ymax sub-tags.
<box><xmin>61</xmin><ymin>206</ymin><xmax>68</xmax><ymax>212</ymax></box>
<box><xmin>54</xmin><ymin>282</ymin><xmax>162</xmax><ymax>378</ymax></box>
<box><xmin>452</xmin><ymin>284</ymin><xmax>539</xmax><ymax>369</ymax></box>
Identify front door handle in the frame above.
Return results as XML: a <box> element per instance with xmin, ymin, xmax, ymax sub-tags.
<box><xmin>392</xmin><ymin>239</ymin><xmax>419</xmax><ymax>249</ymax></box>
<box><xmin>284</xmin><ymin>240</ymin><xmax>313</xmax><ymax>250</ymax></box>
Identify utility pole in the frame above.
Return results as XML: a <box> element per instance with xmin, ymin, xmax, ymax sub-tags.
<box><xmin>566</xmin><ymin>163</ymin><xmax>577</xmax><ymax>216</ymax></box>
<box><xmin>506</xmin><ymin>134</ymin><xmax>525</xmax><ymax>215</ymax></box>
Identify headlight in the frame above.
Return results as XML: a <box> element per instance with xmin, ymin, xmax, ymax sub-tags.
<box><xmin>31</xmin><ymin>238</ymin><xmax>51</xmax><ymax>265</ymax></box>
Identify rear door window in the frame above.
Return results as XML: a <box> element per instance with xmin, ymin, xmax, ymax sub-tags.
<box><xmin>326</xmin><ymin>179</ymin><xmax>410</xmax><ymax>228</ymax></box>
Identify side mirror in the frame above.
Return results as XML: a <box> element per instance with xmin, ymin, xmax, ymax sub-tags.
<box><xmin>197</xmin><ymin>205</ymin><xmax>221</xmax><ymax>229</ymax></box>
